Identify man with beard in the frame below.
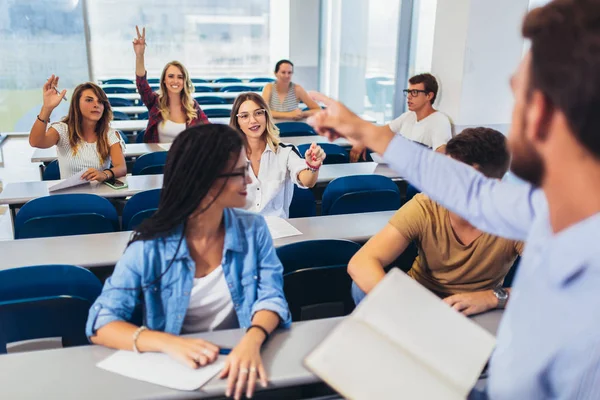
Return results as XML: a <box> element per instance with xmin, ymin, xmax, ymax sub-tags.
<box><xmin>307</xmin><ymin>0</ymin><xmax>600</xmax><ymax>398</ymax></box>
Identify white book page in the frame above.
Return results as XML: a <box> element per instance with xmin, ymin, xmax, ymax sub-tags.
<box><xmin>97</xmin><ymin>351</ymin><xmax>225</xmax><ymax>391</ymax></box>
<box><xmin>305</xmin><ymin>318</ymin><xmax>464</xmax><ymax>400</ymax></box>
<box><xmin>352</xmin><ymin>269</ymin><xmax>496</xmax><ymax>394</ymax></box>
<box><xmin>264</xmin><ymin>216</ymin><xmax>302</xmax><ymax>239</ymax></box>
<box><xmin>48</xmin><ymin>170</ymin><xmax>89</xmax><ymax>192</ymax></box>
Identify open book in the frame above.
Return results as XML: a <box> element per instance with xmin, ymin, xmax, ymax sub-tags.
<box><xmin>304</xmin><ymin>269</ymin><xmax>496</xmax><ymax>400</ymax></box>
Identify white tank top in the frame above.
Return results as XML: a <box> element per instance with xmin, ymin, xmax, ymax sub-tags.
<box><xmin>157</xmin><ymin>119</ymin><xmax>186</xmax><ymax>143</ymax></box>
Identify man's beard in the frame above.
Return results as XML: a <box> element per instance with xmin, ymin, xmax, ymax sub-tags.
<box><xmin>509</xmin><ymin>113</ymin><xmax>545</xmax><ymax>187</ymax></box>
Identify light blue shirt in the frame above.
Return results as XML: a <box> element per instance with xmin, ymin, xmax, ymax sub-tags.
<box><xmin>383</xmin><ymin>135</ymin><xmax>600</xmax><ymax>399</ymax></box>
<box><xmin>86</xmin><ymin>208</ymin><xmax>291</xmax><ymax>338</ymax></box>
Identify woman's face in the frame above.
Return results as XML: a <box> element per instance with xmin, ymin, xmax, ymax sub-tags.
<box><xmin>236</xmin><ymin>100</ymin><xmax>267</xmax><ymax>140</ymax></box>
<box><xmin>163</xmin><ymin>64</ymin><xmax>185</xmax><ymax>95</ymax></box>
<box><xmin>275</xmin><ymin>62</ymin><xmax>293</xmax><ymax>84</ymax></box>
<box><xmin>78</xmin><ymin>89</ymin><xmax>105</xmax><ymax>122</ymax></box>
<box><xmin>210</xmin><ymin>150</ymin><xmax>251</xmax><ymax>209</ymax></box>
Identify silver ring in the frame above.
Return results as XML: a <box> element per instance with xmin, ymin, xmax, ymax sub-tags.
<box><xmin>239</xmin><ymin>368</ymin><xmax>249</xmax><ymax>375</ymax></box>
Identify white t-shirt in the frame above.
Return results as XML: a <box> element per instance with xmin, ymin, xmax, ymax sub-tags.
<box><xmin>158</xmin><ymin>120</ymin><xmax>186</xmax><ymax>143</ymax></box>
<box><xmin>245</xmin><ymin>143</ymin><xmax>309</xmax><ymax>218</ymax></box>
<box><xmin>51</xmin><ymin>121</ymin><xmax>122</xmax><ymax>179</ymax></box>
<box><xmin>181</xmin><ymin>265</ymin><xmax>239</xmax><ymax>334</ymax></box>
<box><xmin>387</xmin><ymin>111</ymin><xmax>452</xmax><ymax>150</ymax></box>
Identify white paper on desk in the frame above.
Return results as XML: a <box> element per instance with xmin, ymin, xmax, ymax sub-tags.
<box><xmin>304</xmin><ymin>269</ymin><xmax>496</xmax><ymax>400</ymax></box>
<box><xmin>48</xmin><ymin>170</ymin><xmax>89</xmax><ymax>192</ymax></box>
<box><xmin>97</xmin><ymin>351</ymin><xmax>224</xmax><ymax>391</ymax></box>
<box><xmin>264</xmin><ymin>215</ymin><xmax>302</xmax><ymax>239</ymax></box>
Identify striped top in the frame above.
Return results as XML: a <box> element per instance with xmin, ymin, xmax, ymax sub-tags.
<box><xmin>268</xmin><ymin>82</ymin><xmax>298</xmax><ymax>112</ymax></box>
<box><xmin>51</xmin><ymin>122</ymin><xmax>122</xmax><ymax>179</ymax></box>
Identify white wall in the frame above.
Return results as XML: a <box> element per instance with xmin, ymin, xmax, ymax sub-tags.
<box><xmin>289</xmin><ymin>0</ymin><xmax>321</xmax><ymax>90</ymax></box>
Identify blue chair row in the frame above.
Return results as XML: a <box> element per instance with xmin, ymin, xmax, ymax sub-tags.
<box><xmin>276</xmin><ymin>122</ymin><xmax>316</xmax><ymax>137</ymax></box>
<box><xmin>104</xmin><ymin>77</ymin><xmax>272</xmax><ymax>84</ymax></box>
<box><xmin>297</xmin><ymin>143</ymin><xmax>349</xmax><ymax>165</ymax></box>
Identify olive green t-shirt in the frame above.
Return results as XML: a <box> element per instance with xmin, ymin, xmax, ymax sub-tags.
<box><xmin>389</xmin><ymin>194</ymin><xmax>523</xmax><ymax>296</ymax></box>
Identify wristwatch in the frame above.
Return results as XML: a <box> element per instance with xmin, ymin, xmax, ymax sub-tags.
<box><xmin>493</xmin><ymin>287</ymin><xmax>509</xmax><ymax>309</ymax></box>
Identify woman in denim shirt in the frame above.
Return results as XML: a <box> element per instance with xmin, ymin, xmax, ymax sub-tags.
<box><xmin>86</xmin><ymin>124</ymin><xmax>291</xmax><ymax>399</ymax></box>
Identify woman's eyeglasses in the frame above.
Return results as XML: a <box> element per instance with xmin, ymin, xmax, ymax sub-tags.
<box><xmin>218</xmin><ymin>161</ymin><xmax>251</xmax><ymax>179</ymax></box>
<box><xmin>236</xmin><ymin>109</ymin><xmax>267</xmax><ymax>123</ymax></box>
<box><xmin>402</xmin><ymin>89</ymin><xmax>429</xmax><ymax>97</ymax></box>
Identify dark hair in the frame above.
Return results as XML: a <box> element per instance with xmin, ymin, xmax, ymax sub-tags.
<box><xmin>522</xmin><ymin>0</ymin><xmax>600</xmax><ymax>157</ymax></box>
<box><xmin>408</xmin><ymin>73</ymin><xmax>439</xmax><ymax>104</ymax></box>
<box><xmin>275</xmin><ymin>59</ymin><xmax>294</xmax><ymax>73</ymax></box>
<box><xmin>130</xmin><ymin>124</ymin><xmax>244</xmax><ymax>244</ymax></box>
<box><xmin>446</xmin><ymin>127</ymin><xmax>510</xmax><ymax>179</ymax></box>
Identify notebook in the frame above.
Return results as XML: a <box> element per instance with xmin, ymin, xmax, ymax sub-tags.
<box><xmin>304</xmin><ymin>269</ymin><xmax>496</xmax><ymax>400</ymax></box>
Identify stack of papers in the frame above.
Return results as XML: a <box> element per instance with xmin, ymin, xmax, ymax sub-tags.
<box><xmin>48</xmin><ymin>170</ymin><xmax>89</xmax><ymax>192</ymax></box>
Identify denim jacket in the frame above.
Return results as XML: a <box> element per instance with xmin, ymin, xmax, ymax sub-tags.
<box><xmin>86</xmin><ymin>208</ymin><xmax>291</xmax><ymax>338</ymax></box>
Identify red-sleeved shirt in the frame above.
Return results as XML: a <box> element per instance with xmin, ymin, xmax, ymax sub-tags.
<box><xmin>136</xmin><ymin>73</ymin><xmax>210</xmax><ymax>143</ymax></box>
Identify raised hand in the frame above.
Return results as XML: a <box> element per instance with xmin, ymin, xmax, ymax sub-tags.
<box><xmin>133</xmin><ymin>25</ymin><xmax>146</xmax><ymax>56</ymax></box>
<box><xmin>42</xmin><ymin>75</ymin><xmax>67</xmax><ymax>111</ymax></box>
<box><xmin>305</xmin><ymin>142</ymin><xmax>326</xmax><ymax>168</ymax></box>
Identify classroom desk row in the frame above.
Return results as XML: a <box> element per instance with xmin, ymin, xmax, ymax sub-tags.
<box><xmin>0</xmin><ymin>211</ymin><xmax>395</xmax><ymax>270</ymax></box>
<box><xmin>30</xmin><ymin>137</ymin><xmax>353</xmax><ymax>163</ymax></box>
<box><xmin>0</xmin><ymin>312</ymin><xmax>503</xmax><ymax>400</ymax></box>
<box><xmin>112</xmin><ymin>103</ymin><xmax>314</xmax><ymax>116</ymax></box>
<box><xmin>111</xmin><ymin>119</ymin><xmax>230</xmax><ymax>132</ymax></box>
<box><xmin>107</xmin><ymin>91</ymin><xmax>259</xmax><ymax>102</ymax></box>
<box><xmin>102</xmin><ymin>82</ymin><xmax>266</xmax><ymax>91</ymax></box>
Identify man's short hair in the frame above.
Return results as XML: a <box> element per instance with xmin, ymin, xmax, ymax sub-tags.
<box><xmin>446</xmin><ymin>128</ymin><xmax>510</xmax><ymax>179</ymax></box>
<box><xmin>409</xmin><ymin>73</ymin><xmax>439</xmax><ymax>104</ymax></box>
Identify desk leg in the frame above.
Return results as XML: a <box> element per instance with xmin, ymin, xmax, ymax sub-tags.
<box><xmin>9</xmin><ymin>205</ymin><xmax>16</xmax><ymax>239</ymax></box>
<box><xmin>38</xmin><ymin>163</ymin><xmax>45</xmax><ymax>180</ymax></box>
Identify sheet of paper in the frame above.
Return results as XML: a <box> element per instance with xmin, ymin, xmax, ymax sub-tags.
<box><xmin>264</xmin><ymin>215</ymin><xmax>302</xmax><ymax>239</ymax></box>
<box><xmin>97</xmin><ymin>351</ymin><xmax>225</xmax><ymax>391</ymax></box>
<box><xmin>48</xmin><ymin>170</ymin><xmax>89</xmax><ymax>192</ymax></box>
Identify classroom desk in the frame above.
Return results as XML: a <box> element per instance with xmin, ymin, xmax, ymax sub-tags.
<box><xmin>0</xmin><ymin>211</ymin><xmax>395</xmax><ymax>270</ymax></box>
<box><xmin>0</xmin><ymin>312</ymin><xmax>503</xmax><ymax>400</ymax></box>
<box><xmin>316</xmin><ymin>162</ymin><xmax>401</xmax><ymax>184</ymax></box>
<box><xmin>107</xmin><ymin>91</ymin><xmax>260</xmax><ymax>102</ymax></box>
<box><xmin>102</xmin><ymin>82</ymin><xmax>265</xmax><ymax>91</ymax></box>
<box><xmin>111</xmin><ymin>118</ymin><xmax>230</xmax><ymax>132</ymax></box>
<box><xmin>113</xmin><ymin>104</ymin><xmax>234</xmax><ymax>115</ymax></box>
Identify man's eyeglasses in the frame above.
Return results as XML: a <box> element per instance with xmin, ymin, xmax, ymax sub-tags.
<box><xmin>236</xmin><ymin>109</ymin><xmax>267</xmax><ymax>123</ymax></box>
<box><xmin>218</xmin><ymin>161</ymin><xmax>251</xmax><ymax>179</ymax></box>
<box><xmin>403</xmin><ymin>89</ymin><xmax>429</xmax><ymax>97</ymax></box>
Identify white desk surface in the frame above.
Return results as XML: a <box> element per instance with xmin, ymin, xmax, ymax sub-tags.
<box><xmin>111</xmin><ymin>118</ymin><xmax>229</xmax><ymax>132</ymax></box>
<box><xmin>113</xmin><ymin>104</ymin><xmax>233</xmax><ymax>115</ymax></box>
<box><xmin>0</xmin><ymin>211</ymin><xmax>395</xmax><ymax>270</ymax></box>
<box><xmin>0</xmin><ymin>311</ymin><xmax>503</xmax><ymax>400</ymax></box>
<box><xmin>107</xmin><ymin>91</ymin><xmax>260</xmax><ymax>101</ymax></box>
<box><xmin>316</xmin><ymin>162</ymin><xmax>401</xmax><ymax>183</ymax></box>
<box><xmin>31</xmin><ymin>137</ymin><xmax>351</xmax><ymax>163</ymax></box>
<box><xmin>102</xmin><ymin>82</ymin><xmax>265</xmax><ymax>91</ymax></box>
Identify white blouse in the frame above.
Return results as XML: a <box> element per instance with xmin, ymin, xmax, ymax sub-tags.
<box><xmin>158</xmin><ymin>120</ymin><xmax>187</xmax><ymax>143</ymax></box>
<box><xmin>245</xmin><ymin>143</ymin><xmax>310</xmax><ymax>218</ymax></box>
<box><xmin>181</xmin><ymin>265</ymin><xmax>239</xmax><ymax>334</ymax></box>
<box><xmin>51</xmin><ymin>122</ymin><xmax>122</xmax><ymax>179</ymax></box>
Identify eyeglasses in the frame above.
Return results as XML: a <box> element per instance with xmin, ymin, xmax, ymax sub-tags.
<box><xmin>236</xmin><ymin>109</ymin><xmax>267</xmax><ymax>123</ymax></box>
<box><xmin>218</xmin><ymin>161</ymin><xmax>251</xmax><ymax>179</ymax></box>
<box><xmin>403</xmin><ymin>89</ymin><xmax>429</xmax><ymax>97</ymax></box>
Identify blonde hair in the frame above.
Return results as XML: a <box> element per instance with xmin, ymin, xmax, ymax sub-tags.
<box><xmin>62</xmin><ymin>82</ymin><xmax>113</xmax><ymax>163</ymax></box>
<box><xmin>229</xmin><ymin>92</ymin><xmax>280</xmax><ymax>154</ymax></box>
<box><xmin>157</xmin><ymin>61</ymin><xmax>197</xmax><ymax>123</ymax></box>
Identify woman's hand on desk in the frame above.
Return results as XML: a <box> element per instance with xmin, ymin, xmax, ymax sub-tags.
<box><xmin>219</xmin><ymin>330</ymin><xmax>268</xmax><ymax>399</ymax></box>
<box><xmin>161</xmin><ymin>335</ymin><xmax>220</xmax><ymax>369</ymax></box>
<box><xmin>81</xmin><ymin>168</ymin><xmax>109</xmax><ymax>182</ymax></box>
<box><xmin>443</xmin><ymin>290</ymin><xmax>498</xmax><ymax>316</ymax></box>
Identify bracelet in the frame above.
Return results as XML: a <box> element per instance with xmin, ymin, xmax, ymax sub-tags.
<box><xmin>132</xmin><ymin>326</ymin><xmax>147</xmax><ymax>353</ymax></box>
<box><xmin>103</xmin><ymin>168</ymin><xmax>115</xmax><ymax>179</ymax></box>
<box><xmin>102</xmin><ymin>171</ymin><xmax>109</xmax><ymax>181</ymax></box>
<box><xmin>305</xmin><ymin>161</ymin><xmax>320</xmax><ymax>173</ymax></box>
<box><xmin>37</xmin><ymin>115</ymin><xmax>50</xmax><ymax>124</ymax></box>
<box><xmin>246</xmin><ymin>325</ymin><xmax>270</xmax><ymax>342</ymax></box>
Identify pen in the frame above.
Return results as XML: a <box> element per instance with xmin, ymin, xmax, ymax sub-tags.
<box><xmin>219</xmin><ymin>348</ymin><xmax>232</xmax><ymax>355</ymax></box>
<box><xmin>53</xmin><ymin>86</ymin><xmax>68</xmax><ymax>102</ymax></box>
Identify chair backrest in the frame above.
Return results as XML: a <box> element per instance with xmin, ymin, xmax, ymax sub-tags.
<box><xmin>147</xmin><ymin>78</ymin><xmax>160</xmax><ymax>84</ymax></box>
<box><xmin>136</xmin><ymin>129</ymin><xmax>146</xmax><ymax>143</ymax></box>
<box><xmin>195</xmin><ymin>96</ymin><xmax>227</xmax><ymax>105</ymax></box>
<box><xmin>297</xmin><ymin>143</ymin><xmax>349</xmax><ymax>165</ymax></box>
<box><xmin>214</xmin><ymin>77</ymin><xmax>242</xmax><ymax>83</ymax></box>
<box><xmin>322</xmin><ymin>174</ymin><xmax>401</xmax><ymax>215</ymax></box>
<box><xmin>191</xmin><ymin>78</ymin><xmax>209</xmax><ymax>84</ymax></box>
<box><xmin>121</xmin><ymin>188</ymin><xmax>161</xmax><ymax>231</ymax></box>
<box><xmin>42</xmin><ymin>160</ymin><xmax>60</xmax><ymax>181</ymax></box>
<box><xmin>132</xmin><ymin>151</ymin><xmax>168</xmax><ymax>175</ymax></box>
<box><xmin>503</xmin><ymin>256</ymin><xmax>521</xmax><ymax>288</ymax></box>
<box><xmin>0</xmin><ymin>264</ymin><xmax>102</xmax><ymax>354</ymax></box>
<box><xmin>103</xmin><ymin>78</ymin><xmax>133</xmax><ymax>85</ymax></box>
<box><xmin>276</xmin><ymin>122</ymin><xmax>316</xmax><ymax>137</ymax></box>
<box><xmin>112</xmin><ymin>111</ymin><xmax>130</xmax><ymax>121</ymax></box>
<box><xmin>219</xmin><ymin>85</ymin><xmax>255</xmax><ymax>93</ymax></box>
<box><xmin>103</xmin><ymin>87</ymin><xmax>135</xmax><ymax>94</ymax></box>
<box><xmin>115</xmin><ymin>130</ymin><xmax>129</xmax><ymax>144</ymax></box>
<box><xmin>405</xmin><ymin>183</ymin><xmax>420</xmax><ymax>203</ymax></box>
<box><xmin>203</xmin><ymin>108</ymin><xmax>232</xmax><ymax>118</ymax></box>
<box><xmin>289</xmin><ymin>186</ymin><xmax>316</xmax><ymax>218</ymax></box>
<box><xmin>14</xmin><ymin>194</ymin><xmax>119</xmax><ymax>239</ymax></box>
<box><xmin>276</xmin><ymin>239</ymin><xmax>361</xmax><ymax>275</ymax></box>
<box><xmin>194</xmin><ymin>86</ymin><xmax>213</xmax><ymax>93</ymax></box>
<box><xmin>108</xmin><ymin>97</ymin><xmax>134</xmax><ymax>107</ymax></box>
<box><xmin>249</xmin><ymin>77</ymin><xmax>275</xmax><ymax>83</ymax></box>
<box><xmin>137</xmin><ymin>111</ymin><xmax>149</xmax><ymax>120</ymax></box>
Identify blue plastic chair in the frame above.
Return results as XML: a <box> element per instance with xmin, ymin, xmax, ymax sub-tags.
<box><xmin>194</xmin><ymin>86</ymin><xmax>213</xmax><ymax>93</ymax></box>
<box><xmin>503</xmin><ymin>256</ymin><xmax>521</xmax><ymax>288</ymax></box>
<box><xmin>277</xmin><ymin>240</ymin><xmax>361</xmax><ymax>321</ymax></box>
<box><xmin>103</xmin><ymin>78</ymin><xmax>133</xmax><ymax>85</ymax></box>
<box><xmin>147</xmin><ymin>78</ymin><xmax>160</xmax><ymax>84</ymax></box>
<box><xmin>191</xmin><ymin>78</ymin><xmax>209</xmax><ymax>84</ymax></box>
<box><xmin>297</xmin><ymin>143</ymin><xmax>348</xmax><ymax>165</ymax></box>
<box><xmin>0</xmin><ymin>264</ymin><xmax>102</xmax><ymax>354</ymax></box>
<box><xmin>136</xmin><ymin>129</ymin><xmax>146</xmax><ymax>143</ymax></box>
<box><xmin>214</xmin><ymin>77</ymin><xmax>242</xmax><ymax>83</ymax></box>
<box><xmin>42</xmin><ymin>160</ymin><xmax>60</xmax><ymax>181</ymax></box>
<box><xmin>112</xmin><ymin>111</ymin><xmax>130</xmax><ymax>121</ymax></box>
<box><xmin>132</xmin><ymin>151</ymin><xmax>168</xmax><ymax>175</ymax></box>
<box><xmin>405</xmin><ymin>183</ymin><xmax>420</xmax><ymax>203</ymax></box>
<box><xmin>289</xmin><ymin>186</ymin><xmax>316</xmax><ymax>218</ymax></box>
<box><xmin>195</xmin><ymin>96</ymin><xmax>227</xmax><ymax>105</ymax></box>
<box><xmin>220</xmin><ymin>85</ymin><xmax>255</xmax><ymax>93</ymax></box>
<box><xmin>103</xmin><ymin>87</ymin><xmax>135</xmax><ymax>94</ymax></box>
<box><xmin>115</xmin><ymin>130</ymin><xmax>129</xmax><ymax>144</ymax></box>
<box><xmin>108</xmin><ymin>97</ymin><xmax>134</xmax><ymax>107</ymax></box>
<box><xmin>203</xmin><ymin>108</ymin><xmax>231</xmax><ymax>118</ymax></box>
<box><xmin>121</xmin><ymin>189</ymin><xmax>161</xmax><ymax>231</ymax></box>
<box><xmin>322</xmin><ymin>175</ymin><xmax>401</xmax><ymax>216</ymax></box>
<box><xmin>137</xmin><ymin>111</ymin><xmax>149</xmax><ymax>120</ymax></box>
<box><xmin>14</xmin><ymin>194</ymin><xmax>119</xmax><ymax>239</ymax></box>
<box><xmin>276</xmin><ymin>122</ymin><xmax>316</xmax><ymax>137</ymax></box>
<box><xmin>249</xmin><ymin>77</ymin><xmax>275</xmax><ymax>83</ymax></box>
